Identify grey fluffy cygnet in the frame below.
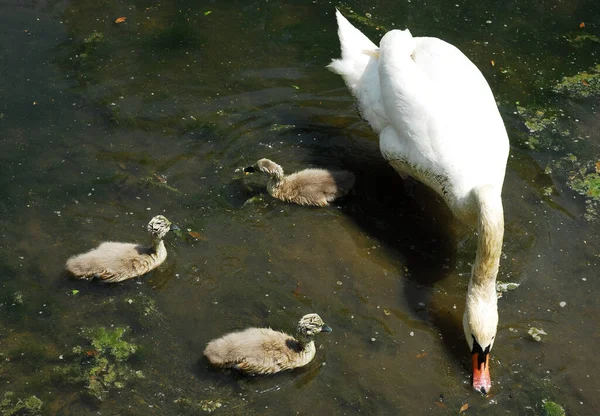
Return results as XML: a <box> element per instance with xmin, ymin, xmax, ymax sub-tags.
<box><xmin>244</xmin><ymin>158</ymin><xmax>355</xmax><ymax>206</ymax></box>
<box><xmin>65</xmin><ymin>215</ymin><xmax>178</xmax><ymax>283</ymax></box>
<box><xmin>204</xmin><ymin>313</ymin><xmax>332</xmax><ymax>375</ymax></box>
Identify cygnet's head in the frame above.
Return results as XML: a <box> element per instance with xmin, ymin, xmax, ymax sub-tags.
<box><xmin>297</xmin><ymin>313</ymin><xmax>332</xmax><ymax>337</ymax></box>
<box><xmin>244</xmin><ymin>159</ymin><xmax>284</xmax><ymax>177</ymax></box>
<box><xmin>147</xmin><ymin>215</ymin><xmax>178</xmax><ymax>239</ymax></box>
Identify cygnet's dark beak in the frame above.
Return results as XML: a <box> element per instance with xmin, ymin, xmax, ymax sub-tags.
<box><xmin>243</xmin><ymin>166</ymin><xmax>256</xmax><ymax>174</ymax></box>
<box><xmin>320</xmin><ymin>325</ymin><xmax>332</xmax><ymax>333</ymax></box>
<box><xmin>170</xmin><ymin>224</ymin><xmax>180</xmax><ymax>231</ymax></box>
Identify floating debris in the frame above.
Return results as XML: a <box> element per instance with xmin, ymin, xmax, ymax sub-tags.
<box><xmin>154</xmin><ymin>173</ymin><xmax>168</xmax><ymax>183</ymax></box>
<box><xmin>528</xmin><ymin>327</ymin><xmax>547</xmax><ymax>342</ymax></box>
<box><xmin>12</xmin><ymin>291</ymin><xmax>24</xmax><ymax>305</ymax></box>
<box><xmin>269</xmin><ymin>124</ymin><xmax>296</xmax><ymax>132</ymax></box>
<box><xmin>496</xmin><ymin>281</ymin><xmax>521</xmax><ymax>292</ymax></box>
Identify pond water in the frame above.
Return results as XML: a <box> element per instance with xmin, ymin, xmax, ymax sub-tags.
<box><xmin>1</xmin><ymin>0</ymin><xmax>599</xmax><ymax>414</ymax></box>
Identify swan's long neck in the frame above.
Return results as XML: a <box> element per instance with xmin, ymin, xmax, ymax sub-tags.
<box><xmin>471</xmin><ymin>185</ymin><xmax>504</xmax><ymax>289</ymax></box>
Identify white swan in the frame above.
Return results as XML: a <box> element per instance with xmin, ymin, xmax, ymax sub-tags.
<box><xmin>329</xmin><ymin>11</ymin><xmax>509</xmax><ymax>394</ymax></box>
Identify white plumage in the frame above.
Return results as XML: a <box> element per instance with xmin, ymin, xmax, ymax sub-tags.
<box><xmin>329</xmin><ymin>10</ymin><xmax>509</xmax><ymax>393</ymax></box>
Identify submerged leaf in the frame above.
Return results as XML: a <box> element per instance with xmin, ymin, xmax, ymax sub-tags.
<box><xmin>459</xmin><ymin>403</ymin><xmax>469</xmax><ymax>413</ymax></box>
<box><xmin>188</xmin><ymin>231</ymin><xmax>206</xmax><ymax>240</ymax></box>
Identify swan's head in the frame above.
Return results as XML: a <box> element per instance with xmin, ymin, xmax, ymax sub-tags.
<box><xmin>244</xmin><ymin>159</ymin><xmax>284</xmax><ymax>178</ymax></box>
<box><xmin>463</xmin><ymin>285</ymin><xmax>498</xmax><ymax>394</ymax></box>
<box><xmin>147</xmin><ymin>215</ymin><xmax>178</xmax><ymax>239</ymax></box>
<box><xmin>297</xmin><ymin>313</ymin><xmax>332</xmax><ymax>337</ymax></box>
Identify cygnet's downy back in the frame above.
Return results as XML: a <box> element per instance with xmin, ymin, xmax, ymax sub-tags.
<box><xmin>65</xmin><ymin>215</ymin><xmax>178</xmax><ymax>283</ymax></box>
<box><xmin>244</xmin><ymin>158</ymin><xmax>355</xmax><ymax>206</ymax></box>
<box><xmin>204</xmin><ymin>313</ymin><xmax>332</xmax><ymax>375</ymax></box>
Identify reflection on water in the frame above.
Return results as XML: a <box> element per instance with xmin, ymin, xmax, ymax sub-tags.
<box><xmin>0</xmin><ymin>0</ymin><xmax>599</xmax><ymax>414</ymax></box>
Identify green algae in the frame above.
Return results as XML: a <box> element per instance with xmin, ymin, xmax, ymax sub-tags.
<box><xmin>564</xmin><ymin>32</ymin><xmax>600</xmax><ymax>46</ymax></box>
<box><xmin>553</xmin><ymin>64</ymin><xmax>600</xmax><ymax>98</ymax></box>
<box><xmin>560</xmin><ymin>157</ymin><xmax>600</xmax><ymax>221</ymax></box>
<box><xmin>83</xmin><ymin>31</ymin><xmax>104</xmax><ymax>45</ymax></box>
<box><xmin>515</xmin><ymin>105</ymin><xmax>568</xmax><ymax>150</ymax></box>
<box><xmin>77</xmin><ymin>31</ymin><xmax>105</xmax><ymax>60</ymax></box>
<box><xmin>53</xmin><ymin>326</ymin><xmax>143</xmax><ymax>401</ymax></box>
<box><xmin>83</xmin><ymin>326</ymin><xmax>137</xmax><ymax>361</ymax></box>
<box><xmin>0</xmin><ymin>392</ymin><xmax>43</xmax><ymax>416</ymax></box>
<box><xmin>517</xmin><ymin>106</ymin><xmax>558</xmax><ymax>135</ymax></box>
<box><xmin>174</xmin><ymin>397</ymin><xmax>224</xmax><ymax>413</ymax></box>
<box><xmin>542</xmin><ymin>399</ymin><xmax>566</xmax><ymax>416</ymax></box>
<box><xmin>570</xmin><ymin>172</ymin><xmax>600</xmax><ymax>200</ymax></box>
<box><xmin>124</xmin><ymin>292</ymin><xmax>164</xmax><ymax>329</ymax></box>
<box><xmin>496</xmin><ymin>281</ymin><xmax>520</xmax><ymax>296</ymax></box>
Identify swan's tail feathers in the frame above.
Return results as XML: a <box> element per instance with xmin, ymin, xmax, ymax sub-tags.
<box><xmin>328</xmin><ymin>10</ymin><xmax>387</xmax><ymax>133</ymax></box>
<box><xmin>327</xmin><ymin>9</ymin><xmax>378</xmax><ymax>93</ymax></box>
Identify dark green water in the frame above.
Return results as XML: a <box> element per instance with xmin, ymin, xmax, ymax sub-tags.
<box><xmin>1</xmin><ymin>0</ymin><xmax>599</xmax><ymax>414</ymax></box>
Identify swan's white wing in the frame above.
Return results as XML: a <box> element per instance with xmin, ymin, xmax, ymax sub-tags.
<box><xmin>378</xmin><ymin>32</ymin><xmax>509</xmax><ymax>201</ymax></box>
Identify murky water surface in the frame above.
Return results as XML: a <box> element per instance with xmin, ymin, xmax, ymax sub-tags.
<box><xmin>1</xmin><ymin>0</ymin><xmax>599</xmax><ymax>414</ymax></box>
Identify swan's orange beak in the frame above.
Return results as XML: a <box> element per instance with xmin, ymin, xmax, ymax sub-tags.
<box><xmin>472</xmin><ymin>351</ymin><xmax>491</xmax><ymax>394</ymax></box>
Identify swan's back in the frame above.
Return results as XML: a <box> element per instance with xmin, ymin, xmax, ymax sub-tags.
<box><xmin>330</xmin><ymin>12</ymin><xmax>509</xmax><ymax>212</ymax></box>
<box><xmin>204</xmin><ymin>327</ymin><xmax>311</xmax><ymax>374</ymax></box>
<box><xmin>378</xmin><ymin>31</ymin><xmax>509</xmax><ymax>199</ymax></box>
